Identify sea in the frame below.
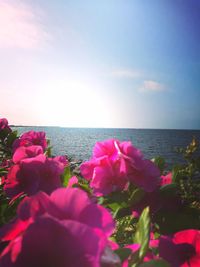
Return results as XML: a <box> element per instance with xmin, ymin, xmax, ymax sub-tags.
<box><xmin>13</xmin><ymin>127</ymin><xmax>200</xmax><ymax>169</ymax></box>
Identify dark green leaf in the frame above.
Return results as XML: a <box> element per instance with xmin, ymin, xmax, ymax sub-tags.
<box><xmin>115</xmin><ymin>206</ymin><xmax>132</xmax><ymax>219</ymax></box>
<box><xmin>6</xmin><ymin>130</ymin><xmax>18</xmax><ymax>147</ymax></box>
<box><xmin>172</xmin><ymin>165</ymin><xmax>181</xmax><ymax>182</ymax></box>
<box><xmin>154</xmin><ymin>206</ymin><xmax>200</xmax><ymax>235</ymax></box>
<box><xmin>129</xmin><ymin>188</ymin><xmax>145</xmax><ymax>206</ymax></box>
<box><xmin>137</xmin><ymin>259</ymin><xmax>170</xmax><ymax>267</ymax></box>
<box><xmin>115</xmin><ymin>248</ymin><xmax>132</xmax><ymax>262</ymax></box>
<box><xmin>159</xmin><ymin>183</ymin><xmax>177</xmax><ymax>198</ymax></box>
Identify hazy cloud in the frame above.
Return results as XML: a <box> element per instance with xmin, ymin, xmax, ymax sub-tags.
<box><xmin>139</xmin><ymin>80</ymin><xmax>166</xmax><ymax>92</ymax></box>
<box><xmin>0</xmin><ymin>0</ymin><xmax>48</xmax><ymax>49</ymax></box>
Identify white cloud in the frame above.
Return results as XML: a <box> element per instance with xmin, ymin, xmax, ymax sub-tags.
<box><xmin>0</xmin><ymin>0</ymin><xmax>48</xmax><ymax>49</ymax></box>
<box><xmin>111</xmin><ymin>69</ymin><xmax>142</xmax><ymax>79</ymax></box>
<box><xmin>139</xmin><ymin>80</ymin><xmax>166</xmax><ymax>92</ymax></box>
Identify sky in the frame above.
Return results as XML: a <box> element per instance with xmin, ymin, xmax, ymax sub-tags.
<box><xmin>0</xmin><ymin>0</ymin><xmax>200</xmax><ymax>129</ymax></box>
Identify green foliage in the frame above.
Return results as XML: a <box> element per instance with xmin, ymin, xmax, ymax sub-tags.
<box><xmin>173</xmin><ymin>137</ymin><xmax>200</xmax><ymax>204</ymax></box>
<box><xmin>115</xmin><ymin>248</ymin><xmax>132</xmax><ymax>262</ymax></box>
<box><xmin>61</xmin><ymin>166</ymin><xmax>71</xmax><ymax>187</ymax></box>
<box><xmin>152</xmin><ymin>156</ymin><xmax>166</xmax><ymax>174</ymax></box>
<box><xmin>5</xmin><ymin>131</ymin><xmax>18</xmax><ymax>148</ymax></box>
<box><xmin>159</xmin><ymin>183</ymin><xmax>177</xmax><ymax>198</ymax></box>
<box><xmin>0</xmin><ymin>185</ymin><xmax>25</xmax><ymax>226</ymax></box>
<box><xmin>112</xmin><ymin>215</ymin><xmax>137</xmax><ymax>246</ymax></box>
<box><xmin>154</xmin><ymin>206</ymin><xmax>200</xmax><ymax>235</ymax></box>
<box><xmin>138</xmin><ymin>260</ymin><xmax>170</xmax><ymax>267</ymax></box>
<box><xmin>128</xmin><ymin>188</ymin><xmax>145</xmax><ymax>206</ymax></box>
<box><xmin>134</xmin><ymin>207</ymin><xmax>150</xmax><ymax>260</ymax></box>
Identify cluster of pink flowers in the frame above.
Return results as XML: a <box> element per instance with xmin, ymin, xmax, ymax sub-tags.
<box><xmin>1</xmin><ymin>117</ymin><xmax>200</xmax><ymax>266</ymax></box>
<box><xmin>80</xmin><ymin>139</ymin><xmax>160</xmax><ymax>196</ymax></box>
<box><xmin>0</xmin><ymin>122</ymin><xmax>119</xmax><ymax>266</ymax></box>
<box><xmin>2</xmin><ymin>131</ymin><xmax>68</xmax><ymax>200</ymax></box>
<box><xmin>12</xmin><ymin>131</ymin><xmax>48</xmax><ymax>152</ymax></box>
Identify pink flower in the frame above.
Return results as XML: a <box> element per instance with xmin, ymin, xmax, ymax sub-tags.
<box><xmin>0</xmin><ymin>118</ymin><xmax>11</xmax><ymax>132</ymax></box>
<box><xmin>12</xmin><ymin>145</ymin><xmax>44</xmax><ymax>164</ymax></box>
<box><xmin>0</xmin><ymin>118</ymin><xmax>11</xmax><ymax>139</ymax></box>
<box><xmin>81</xmin><ymin>139</ymin><xmax>160</xmax><ymax>196</ymax></box>
<box><xmin>81</xmin><ymin>156</ymin><xmax>129</xmax><ymax>196</ymax></box>
<box><xmin>12</xmin><ymin>131</ymin><xmax>47</xmax><ymax>152</ymax></box>
<box><xmin>160</xmin><ymin>172</ymin><xmax>172</xmax><ymax>186</ymax></box>
<box><xmin>0</xmin><ymin>188</ymin><xmax>115</xmax><ymax>267</ymax></box>
<box><xmin>4</xmin><ymin>154</ymin><xmax>67</xmax><ymax>198</ymax></box>
<box><xmin>67</xmin><ymin>176</ymin><xmax>78</xmax><ymax>188</ymax></box>
<box><xmin>159</xmin><ymin>229</ymin><xmax>200</xmax><ymax>267</ymax></box>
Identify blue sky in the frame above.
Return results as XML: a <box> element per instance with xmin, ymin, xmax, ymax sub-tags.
<box><xmin>0</xmin><ymin>0</ymin><xmax>200</xmax><ymax>129</ymax></box>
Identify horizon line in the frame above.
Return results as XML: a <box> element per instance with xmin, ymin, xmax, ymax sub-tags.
<box><xmin>10</xmin><ymin>125</ymin><xmax>200</xmax><ymax>131</ymax></box>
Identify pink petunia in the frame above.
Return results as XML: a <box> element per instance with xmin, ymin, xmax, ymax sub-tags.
<box><xmin>4</xmin><ymin>154</ymin><xmax>68</xmax><ymax>199</ymax></box>
<box><xmin>12</xmin><ymin>131</ymin><xmax>48</xmax><ymax>152</ymax></box>
<box><xmin>159</xmin><ymin>229</ymin><xmax>200</xmax><ymax>267</ymax></box>
<box><xmin>81</xmin><ymin>139</ymin><xmax>160</xmax><ymax>196</ymax></box>
<box><xmin>0</xmin><ymin>118</ymin><xmax>11</xmax><ymax>132</ymax></box>
<box><xmin>67</xmin><ymin>176</ymin><xmax>78</xmax><ymax>188</ymax></box>
<box><xmin>0</xmin><ymin>188</ymin><xmax>116</xmax><ymax>267</ymax></box>
<box><xmin>160</xmin><ymin>172</ymin><xmax>172</xmax><ymax>186</ymax></box>
<box><xmin>12</xmin><ymin>145</ymin><xmax>44</xmax><ymax>164</ymax></box>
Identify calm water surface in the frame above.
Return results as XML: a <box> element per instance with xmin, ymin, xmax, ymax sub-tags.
<box><xmin>13</xmin><ymin>127</ymin><xmax>200</xmax><ymax>168</ymax></box>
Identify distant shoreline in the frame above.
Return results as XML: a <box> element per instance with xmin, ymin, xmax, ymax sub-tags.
<box><xmin>11</xmin><ymin>125</ymin><xmax>200</xmax><ymax>131</ymax></box>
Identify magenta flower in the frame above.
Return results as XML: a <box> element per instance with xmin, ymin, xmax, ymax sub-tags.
<box><xmin>160</xmin><ymin>172</ymin><xmax>172</xmax><ymax>186</ymax></box>
<box><xmin>67</xmin><ymin>176</ymin><xmax>78</xmax><ymax>187</ymax></box>
<box><xmin>12</xmin><ymin>145</ymin><xmax>44</xmax><ymax>164</ymax></box>
<box><xmin>0</xmin><ymin>118</ymin><xmax>11</xmax><ymax>137</ymax></box>
<box><xmin>12</xmin><ymin>131</ymin><xmax>47</xmax><ymax>152</ymax></box>
<box><xmin>81</xmin><ymin>156</ymin><xmax>129</xmax><ymax>196</ymax></box>
<box><xmin>81</xmin><ymin>139</ymin><xmax>160</xmax><ymax>196</ymax></box>
<box><xmin>0</xmin><ymin>188</ymin><xmax>115</xmax><ymax>267</ymax></box>
<box><xmin>4</xmin><ymin>154</ymin><xmax>67</xmax><ymax>198</ymax></box>
<box><xmin>0</xmin><ymin>118</ymin><xmax>11</xmax><ymax>131</ymax></box>
<box><xmin>159</xmin><ymin>229</ymin><xmax>200</xmax><ymax>267</ymax></box>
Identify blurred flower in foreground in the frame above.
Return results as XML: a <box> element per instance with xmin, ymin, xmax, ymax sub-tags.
<box><xmin>0</xmin><ymin>188</ymin><xmax>117</xmax><ymax>267</ymax></box>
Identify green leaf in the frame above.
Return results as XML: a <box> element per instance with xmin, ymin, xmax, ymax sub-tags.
<box><xmin>6</xmin><ymin>130</ymin><xmax>18</xmax><ymax>147</ymax></box>
<box><xmin>114</xmin><ymin>206</ymin><xmax>132</xmax><ymax>219</ymax></box>
<box><xmin>159</xmin><ymin>183</ymin><xmax>177</xmax><ymax>198</ymax></box>
<box><xmin>171</xmin><ymin>165</ymin><xmax>181</xmax><ymax>182</ymax></box>
<box><xmin>45</xmin><ymin>146</ymin><xmax>52</xmax><ymax>157</ymax></box>
<box><xmin>0</xmin><ymin>128</ymin><xmax>11</xmax><ymax>140</ymax></box>
<box><xmin>106</xmin><ymin>191</ymin><xmax>128</xmax><ymax>205</ymax></box>
<box><xmin>129</xmin><ymin>188</ymin><xmax>145</xmax><ymax>206</ymax></box>
<box><xmin>128</xmin><ymin>247</ymin><xmax>140</xmax><ymax>266</ymax></box>
<box><xmin>154</xmin><ymin>206</ymin><xmax>200</xmax><ymax>235</ymax></box>
<box><xmin>152</xmin><ymin>157</ymin><xmax>165</xmax><ymax>174</ymax></box>
<box><xmin>78</xmin><ymin>183</ymin><xmax>92</xmax><ymax>194</ymax></box>
<box><xmin>138</xmin><ymin>259</ymin><xmax>170</xmax><ymax>267</ymax></box>
<box><xmin>115</xmin><ymin>248</ymin><xmax>132</xmax><ymax>262</ymax></box>
<box><xmin>134</xmin><ymin>207</ymin><xmax>150</xmax><ymax>260</ymax></box>
<box><xmin>61</xmin><ymin>166</ymin><xmax>71</xmax><ymax>187</ymax></box>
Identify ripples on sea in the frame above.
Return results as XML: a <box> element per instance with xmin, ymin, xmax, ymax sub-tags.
<box><xmin>13</xmin><ymin>127</ymin><xmax>200</xmax><ymax>169</ymax></box>
<box><xmin>12</xmin><ymin>127</ymin><xmax>200</xmax><ymax>169</ymax></box>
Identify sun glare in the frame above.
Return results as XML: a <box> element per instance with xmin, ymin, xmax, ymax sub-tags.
<box><xmin>39</xmin><ymin>78</ymin><xmax>114</xmax><ymax>127</ymax></box>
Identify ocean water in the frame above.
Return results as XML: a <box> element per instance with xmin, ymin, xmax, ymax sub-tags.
<box><xmin>13</xmin><ymin>127</ymin><xmax>200</xmax><ymax>169</ymax></box>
